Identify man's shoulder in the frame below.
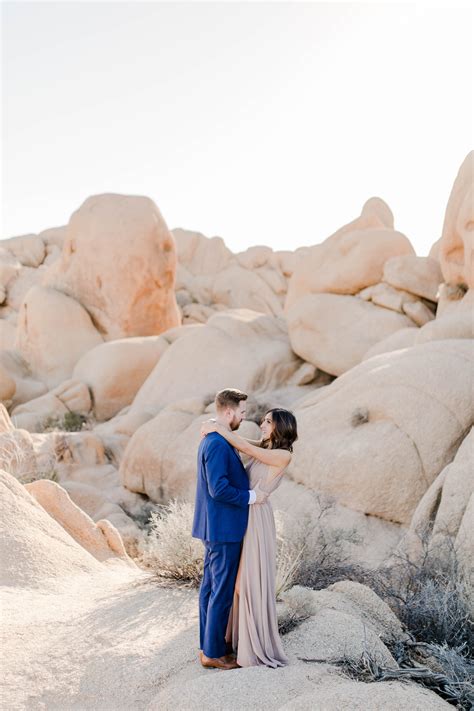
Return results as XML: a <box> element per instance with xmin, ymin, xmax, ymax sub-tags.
<box><xmin>201</xmin><ymin>432</ymin><xmax>232</xmax><ymax>453</ymax></box>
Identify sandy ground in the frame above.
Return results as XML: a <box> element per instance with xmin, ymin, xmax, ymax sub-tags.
<box><xmin>1</xmin><ymin>569</ymin><xmax>450</xmax><ymax>711</ymax></box>
<box><xmin>1</xmin><ymin>569</ymin><xmax>199</xmax><ymax>711</ymax></box>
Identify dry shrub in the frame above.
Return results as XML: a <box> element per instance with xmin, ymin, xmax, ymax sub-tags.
<box><xmin>374</xmin><ymin>532</ymin><xmax>473</xmax><ymax>652</ymax></box>
<box><xmin>41</xmin><ymin>412</ymin><xmax>89</xmax><ymax>432</ymax></box>
<box><xmin>0</xmin><ymin>430</ymin><xmax>58</xmax><ymax>484</ymax></box>
<box><xmin>0</xmin><ymin>431</ymin><xmax>25</xmax><ymax>473</ymax></box>
<box><xmin>275</xmin><ymin>493</ymin><xmax>363</xmax><ymax>597</ymax></box>
<box><xmin>139</xmin><ymin>500</ymin><xmax>204</xmax><ymax>585</ymax></box>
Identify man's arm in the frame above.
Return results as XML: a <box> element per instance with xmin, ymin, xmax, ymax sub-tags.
<box><xmin>205</xmin><ymin>439</ymin><xmax>253</xmax><ymax>508</ymax></box>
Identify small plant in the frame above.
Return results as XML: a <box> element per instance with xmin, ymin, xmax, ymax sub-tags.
<box><xmin>41</xmin><ymin>412</ymin><xmax>88</xmax><ymax>432</ymax></box>
<box><xmin>351</xmin><ymin>407</ymin><xmax>369</xmax><ymax>427</ymax></box>
<box><xmin>138</xmin><ymin>500</ymin><xmax>204</xmax><ymax>585</ymax></box>
<box><xmin>278</xmin><ymin>585</ymin><xmax>313</xmax><ymax>635</ymax></box>
<box><xmin>20</xmin><ymin>468</ymin><xmax>59</xmax><ymax>485</ymax></box>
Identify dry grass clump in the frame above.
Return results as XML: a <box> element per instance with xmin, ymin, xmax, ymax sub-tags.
<box><xmin>0</xmin><ymin>430</ymin><xmax>58</xmax><ymax>484</ymax></box>
<box><xmin>139</xmin><ymin>500</ymin><xmax>204</xmax><ymax>585</ymax></box>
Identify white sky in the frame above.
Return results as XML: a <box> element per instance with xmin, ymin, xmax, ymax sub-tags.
<box><xmin>1</xmin><ymin>1</ymin><xmax>473</xmax><ymax>255</ymax></box>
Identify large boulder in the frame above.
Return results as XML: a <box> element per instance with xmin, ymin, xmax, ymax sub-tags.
<box><xmin>72</xmin><ymin>336</ymin><xmax>170</xmax><ymax>421</ymax></box>
<box><xmin>415</xmin><ymin>288</ymin><xmax>474</xmax><ymax>343</ymax></box>
<box><xmin>285</xmin><ymin>198</ymin><xmax>414</xmax><ymax>309</ymax></box>
<box><xmin>0</xmin><ymin>319</ymin><xmax>16</xmax><ymax>350</ymax></box>
<box><xmin>0</xmin><ymin>247</ymin><xmax>21</xmax><ymax>303</ymax></box>
<box><xmin>363</xmin><ymin>282</ymin><xmax>417</xmax><ymax>313</ymax></box>
<box><xmin>362</xmin><ymin>327</ymin><xmax>417</xmax><ymax>360</ymax></box>
<box><xmin>174</xmin><ymin>229</ymin><xmax>286</xmax><ymax>316</ymax></box>
<box><xmin>6</xmin><ymin>264</ymin><xmax>46</xmax><ymax>311</ymax></box>
<box><xmin>11</xmin><ymin>379</ymin><xmax>92</xmax><ymax>432</ymax></box>
<box><xmin>382</xmin><ymin>255</ymin><xmax>443</xmax><ymax>302</ymax></box>
<box><xmin>439</xmin><ymin>151</ymin><xmax>474</xmax><ymax>289</ymax></box>
<box><xmin>401</xmin><ymin>428</ymin><xmax>473</xmax><ymax>566</ymax></box>
<box><xmin>16</xmin><ymin>285</ymin><xmax>103</xmax><ymax>388</ymax></box>
<box><xmin>0</xmin><ymin>349</ymin><xmax>48</xmax><ymax>408</ymax></box>
<box><xmin>58</xmin><ymin>464</ymin><xmax>144</xmax><ymax>552</ymax></box>
<box><xmin>210</xmin><ymin>264</ymin><xmax>284</xmax><ymax>315</ymax></box>
<box><xmin>286</xmin><ymin>293</ymin><xmax>414</xmax><ymax>376</ymax></box>
<box><xmin>290</xmin><ymin>340</ymin><xmax>473</xmax><ymax>524</ymax></box>
<box><xmin>130</xmin><ymin>309</ymin><xmax>302</xmax><ymax>416</ymax></box>
<box><xmin>282</xmin><ymin>581</ymin><xmax>405</xmax><ymax>666</ymax></box>
<box><xmin>0</xmin><ymin>363</ymin><xmax>16</xmax><ymax>403</ymax></box>
<box><xmin>44</xmin><ymin>194</ymin><xmax>181</xmax><ymax>340</ymax></box>
<box><xmin>1</xmin><ymin>233</ymin><xmax>46</xmax><ymax>268</ymax></box>
<box><xmin>0</xmin><ymin>470</ymin><xmax>104</xmax><ymax>588</ymax></box>
<box><xmin>25</xmin><ymin>478</ymin><xmax>136</xmax><ymax>567</ymax></box>
<box><xmin>120</xmin><ymin>400</ymin><xmax>260</xmax><ymax>502</ymax></box>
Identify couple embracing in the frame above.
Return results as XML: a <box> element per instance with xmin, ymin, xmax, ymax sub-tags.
<box><xmin>192</xmin><ymin>388</ymin><xmax>298</xmax><ymax>670</ymax></box>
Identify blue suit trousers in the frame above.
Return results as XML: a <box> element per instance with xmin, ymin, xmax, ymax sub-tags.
<box><xmin>199</xmin><ymin>540</ymin><xmax>242</xmax><ymax>658</ymax></box>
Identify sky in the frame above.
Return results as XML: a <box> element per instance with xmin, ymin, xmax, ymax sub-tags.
<box><xmin>1</xmin><ymin>1</ymin><xmax>473</xmax><ymax>255</ymax></box>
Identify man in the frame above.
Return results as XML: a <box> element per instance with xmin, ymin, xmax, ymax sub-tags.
<box><xmin>192</xmin><ymin>388</ymin><xmax>267</xmax><ymax>670</ymax></box>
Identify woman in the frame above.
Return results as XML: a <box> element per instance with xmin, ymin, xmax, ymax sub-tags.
<box><xmin>201</xmin><ymin>407</ymin><xmax>298</xmax><ymax>668</ymax></box>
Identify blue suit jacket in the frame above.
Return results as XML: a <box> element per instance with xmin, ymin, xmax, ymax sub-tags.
<box><xmin>192</xmin><ymin>432</ymin><xmax>250</xmax><ymax>543</ymax></box>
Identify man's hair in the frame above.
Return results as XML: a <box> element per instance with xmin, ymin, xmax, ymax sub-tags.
<box><xmin>215</xmin><ymin>388</ymin><xmax>248</xmax><ymax>412</ymax></box>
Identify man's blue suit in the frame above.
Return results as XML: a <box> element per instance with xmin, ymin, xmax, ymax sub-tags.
<box><xmin>192</xmin><ymin>431</ymin><xmax>250</xmax><ymax>658</ymax></box>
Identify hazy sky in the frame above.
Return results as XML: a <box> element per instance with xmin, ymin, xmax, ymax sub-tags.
<box><xmin>2</xmin><ymin>1</ymin><xmax>473</xmax><ymax>255</ymax></box>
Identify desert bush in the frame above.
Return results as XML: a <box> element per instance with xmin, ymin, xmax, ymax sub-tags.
<box><xmin>19</xmin><ymin>468</ymin><xmax>59</xmax><ymax>485</ymax></box>
<box><xmin>374</xmin><ymin>533</ymin><xmax>473</xmax><ymax>653</ymax></box>
<box><xmin>274</xmin><ymin>493</ymin><xmax>363</xmax><ymax>597</ymax></box>
<box><xmin>138</xmin><ymin>500</ymin><xmax>204</xmax><ymax>585</ymax></box>
<box><xmin>41</xmin><ymin>412</ymin><xmax>89</xmax><ymax>432</ymax></box>
<box><xmin>0</xmin><ymin>430</ymin><xmax>58</xmax><ymax>484</ymax></box>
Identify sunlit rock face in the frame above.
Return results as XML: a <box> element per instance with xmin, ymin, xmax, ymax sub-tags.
<box><xmin>439</xmin><ymin>151</ymin><xmax>474</xmax><ymax>289</ymax></box>
<box><xmin>15</xmin><ymin>285</ymin><xmax>104</xmax><ymax>389</ymax></box>
<box><xmin>44</xmin><ymin>193</ymin><xmax>181</xmax><ymax>340</ymax></box>
<box><xmin>289</xmin><ymin>339</ymin><xmax>473</xmax><ymax>525</ymax></box>
<box><xmin>285</xmin><ymin>197</ymin><xmax>415</xmax><ymax>309</ymax></box>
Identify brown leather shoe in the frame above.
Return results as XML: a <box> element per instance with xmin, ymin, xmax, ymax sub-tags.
<box><xmin>200</xmin><ymin>652</ymin><xmax>239</xmax><ymax>670</ymax></box>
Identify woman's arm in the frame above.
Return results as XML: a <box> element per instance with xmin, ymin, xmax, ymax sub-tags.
<box><xmin>201</xmin><ymin>420</ymin><xmax>291</xmax><ymax>469</ymax></box>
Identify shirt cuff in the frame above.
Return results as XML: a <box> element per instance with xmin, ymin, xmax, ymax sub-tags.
<box><xmin>248</xmin><ymin>490</ymin><xmax>257</xmax><ymax>505</ymax></box>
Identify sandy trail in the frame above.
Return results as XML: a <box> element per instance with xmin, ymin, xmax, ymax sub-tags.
<box><xmin>1</xmin><ymin>570</ymin><xmax>200</xmax><ymax>711</ymax></box>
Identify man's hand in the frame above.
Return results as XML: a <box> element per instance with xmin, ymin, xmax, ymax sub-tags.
<box><xmin>253</xmin><ymin>481</ymin><xmax>269</xmax><ymax>505</ymax></box>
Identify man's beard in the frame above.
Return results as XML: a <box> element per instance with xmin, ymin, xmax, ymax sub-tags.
<box><xmin>230</xmin><ymin>416</ymin><xmax>241</xmax><ymax>431</ymax></box>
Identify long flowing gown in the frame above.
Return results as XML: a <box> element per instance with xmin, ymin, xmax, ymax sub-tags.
<box><xmin>226</xmin><ymin>456</ymin><xmax>288</xmax><ymax>668</ymax></box>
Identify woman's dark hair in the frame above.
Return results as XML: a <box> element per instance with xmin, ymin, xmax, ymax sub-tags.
<box><xmin>261</xmin><ymin>408</ymin><xmax>298</xmax><ymax>452</ymax></box>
